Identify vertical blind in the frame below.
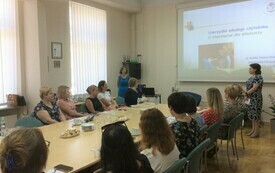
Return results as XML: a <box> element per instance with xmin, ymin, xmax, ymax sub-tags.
<box><xmin>0</xmin><ymin>0</ymin><xmax>18</xmax><ymax>104</ymax></box>
<box><xmin>69</xmin><ymin>1</ymin><xmax>107</xmax><ymax>94</ymax></box>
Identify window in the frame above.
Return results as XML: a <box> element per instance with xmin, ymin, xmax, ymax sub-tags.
<box><xmin>0</xmin><ymin>0</ymin><xmax>18</xmax><ymax>104</ymax></box>
<box><xmin>69</xmin><ymin>1</ymin><xmax>107</xmax><ymax>94</ymax></box>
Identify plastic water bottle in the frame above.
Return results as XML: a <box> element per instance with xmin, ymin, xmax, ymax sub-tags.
<box><xmin>137</xmin><ymin>98</ymin><xmax>141</xmax><ymax>104</ymax></box>
<box><xmin>154</xmin><ymin>96</ymin><xmax>159</xmax><ymax>108</ymax></box>
<box><xmin>0</xmin><ymin>117</ymin><xmax>6</xmax><ymax>136</ymax></box>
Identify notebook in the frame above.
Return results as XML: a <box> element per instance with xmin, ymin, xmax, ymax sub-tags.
<box><xmin>142</xmin><ymin>87</ymin><xmax>155</xmax><ymax>96</ymax></box>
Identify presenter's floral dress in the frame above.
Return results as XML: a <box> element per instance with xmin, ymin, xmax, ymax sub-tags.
<box><xmin>246</xmin><ymin>74</ymin><xmax>263</xmax><ymax>121</ymax></box>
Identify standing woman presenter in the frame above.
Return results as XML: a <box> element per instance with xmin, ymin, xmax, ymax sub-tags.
<box><xmin>245</xmin><ymin>63</ymin><xmax>263</xmax><ymax>138</ymax></box>
<box><xmin>117</xmin><ymin>67</ymin><xmax>130</xmax><ymax>98</ymax></box>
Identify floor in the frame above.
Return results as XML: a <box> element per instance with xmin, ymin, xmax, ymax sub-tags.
<box><xmin>207</xmin><ymin>123</ymin><xmax>275</xmax><ymax>173</ymax></box>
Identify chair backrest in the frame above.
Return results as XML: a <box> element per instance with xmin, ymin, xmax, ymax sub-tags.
<box><xmin>206</xmin><ymin>119</ymin><xmax>223</xmax><ymax>147</ymax></box>
<box><xmin>81</xmin><ymin>103</ymin><xmax>89</xmax><ymax>113</ymax></box>
<box><xmin>199</xmin><ymin>124</ymin><xmax>208</xmax><ymax>136</ymax></box>
<box><xmin>187</xmin><ymin>138</ymin><xmax>211</xmax><ymax>173</ymax></box>
<box><xmin>14</xmin><ymin>112</ymin><xmax>43</xmax><ymax>128</ymax></box>
<box><xmin>235</xmin><ymin>113</ymin><xmax>244</xmax><ymax>131</ymax></box>
<box><xmin>180</xmin><ymin>92</ymin><xmax>202</xmax><ymax>106</ymax></box>
<box><xmin>227</xmin><ymin>115</ymin><xmax>240</xmax><ymax>140</ymax></box>
<box><xmin>163</xmin><ymin>158</ymin><xmax>188</xmax><ymax>173</ymax></box>
<box><xmin>115</xmin><ymin>96</ymin><xmax>126</xmax><ymax>106</ymax></box>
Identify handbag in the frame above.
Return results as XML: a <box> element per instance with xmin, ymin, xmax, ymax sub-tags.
<box><xmin>6</xmin><ymin>94</ymin><xmax>28</xmax><ymax>115</ymax></box>
<box><xmin>6</xmin><ymin>94</ymin><xmax>26</xmax><ymax>107</ymax></box>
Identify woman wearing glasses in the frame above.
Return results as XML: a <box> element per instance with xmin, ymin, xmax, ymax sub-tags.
<box><xmin>0</xmin><ymin>128</ymin><xmax>48</xmax><ymax>173</ymax></box>
<box><xmin>100</xmin><ymin>123</ymin><xmax>153</xmax><ymax>173</ymax></box>
<box><xmin>139</xmin><ymin>108</ymin><xmax>180</xmax><ymax>173</ymax></box>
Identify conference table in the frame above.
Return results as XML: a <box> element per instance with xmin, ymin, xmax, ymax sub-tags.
<box><xmin>14</xmin><ymin>103</ymin><xmax>170</xmax><ymax>173</ymax></box>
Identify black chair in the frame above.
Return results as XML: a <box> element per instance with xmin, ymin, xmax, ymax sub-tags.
<box><xmin>180</xmin><ymin>92</ymin><xmax>202</xmax><ymax>106</ymax></box>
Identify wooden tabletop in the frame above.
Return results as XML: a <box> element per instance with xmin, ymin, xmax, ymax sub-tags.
<box><xmin>0</xmin><ymin>103</ymin><xmax>170</xmax><ymax>173</ymax></box>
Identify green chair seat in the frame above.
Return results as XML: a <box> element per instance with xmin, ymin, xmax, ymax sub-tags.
<box><xmin>14</xmin><ymin>112</ymin><xmax>43</xmax><ymax>128</ymax></box>
<box><xmin>163</xmin><ymin>157</ymin><xmax>188</xmax><ymax>173</ymax></box>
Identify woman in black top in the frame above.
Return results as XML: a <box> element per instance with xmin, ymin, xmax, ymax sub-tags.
<box><xmin>86</xmin><ymin>85</ymin><xmax>107</xmax><ymax>113</ymax></box>
<box><xmin>125</xmin><ymin>78</ymin><xmax>141</xmax><ymax>106</ymax></box>
<box><xmin>100</xmin><ymin>123</ymin><xmax>153</xmax><ymax>173</ymax></box>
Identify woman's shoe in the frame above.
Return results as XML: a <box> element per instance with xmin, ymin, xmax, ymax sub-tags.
<box><xmin>250</xmin><ymin>133</ymin><xmax>259</xmax><ymax>138</ymax></box>
<box><xmin>246</xmin><ymin>131</ymin><xmax>254</xmax><ymax>136</ymax></box>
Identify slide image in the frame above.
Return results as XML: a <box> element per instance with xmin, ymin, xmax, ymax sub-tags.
<box><xmin>199</xmin><ymin>43</ymin><xmax>234</xmax><ymax>70</ymax></box>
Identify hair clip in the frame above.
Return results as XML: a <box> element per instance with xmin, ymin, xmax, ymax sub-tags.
<box><xmin>6</xmin><ymin>153</ymin><xmax>15</xmax><ymax>172</ymax></box>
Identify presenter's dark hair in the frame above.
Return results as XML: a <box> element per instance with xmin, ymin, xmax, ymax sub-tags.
<box><xmin>0</xmin><ymin>128</ymin><xmax>48</xmax><ymax>173</ymax></box>
<box><xmin>98</xmin><ymin>80</ymin><xmax>106</xmax><ymax>92</ymax></box>
<box><xmin>250</xmin><ymin>63</ymin><xmax>261</xmax><ymax>75</ymax></box>
<box><xmin>119</xmin><ymin>67</ymin><xmax>128</xmax><ymax>74</ymax></box>
<box><xmin>185</xmin><ymin>95</ymin><xmax>197</xmax><ymax>113</ymax></box>
<box><xmin>168</xmin><ymin>92</ymin><xmax>188</xmax><ymax>114</ymax></box>
<box><xmin>100</xmin><ymin>125</ymin><xmax>139</xmax><ymax>173</ymax></box>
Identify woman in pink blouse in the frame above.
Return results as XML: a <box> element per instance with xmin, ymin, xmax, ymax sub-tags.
<box><xmin>57</xmin><ymin>85</ymin><xmax>84</xmax><ymax>120</ymax></box>
<box><xmin>200</xmin><ymin>87</ymin><xmax>224</xmax><ymax>126</ymax></box>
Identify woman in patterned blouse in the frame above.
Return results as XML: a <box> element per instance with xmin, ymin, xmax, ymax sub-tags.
<box><xmin>168</xmin><ymin>92</ymin><xmax>200</xmax><ymax>158</ymax></box>
<box><xmin>34</xmin><ymin>86</ymin><xmax>66</xmax><ymax>125</ymax></box>
<box><xmin>200</xmin><ymin>88</ymin><xmax>224</xmax><ymax>126</ymax></box>
<box><xmin>218</xmin><ymin>85</ymin><xmax>242</xmax><ymax>139</ymax></box>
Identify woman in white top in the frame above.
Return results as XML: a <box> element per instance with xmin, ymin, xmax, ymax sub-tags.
<box><xmin>97</xmin><ymin>80</ymin><xmax>118</xmax><ymax>109</ymax></box>
<box><xmin>139</xmin><ymin>108</ymin><xmax>180</xmax><ymax>173</ymax></box>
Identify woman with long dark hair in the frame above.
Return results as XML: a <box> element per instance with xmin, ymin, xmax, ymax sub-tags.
<box><xmin>100</xmin><ymin>124</ymin><xmax>153</xmax><ymax>173</ymax></box>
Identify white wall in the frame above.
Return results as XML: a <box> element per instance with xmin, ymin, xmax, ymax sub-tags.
<box><xmin>23</xmin><ymin>0</ymin><xmax>42</xmax><ymax>110</ymax></box>
<box><xmin>20</xmin><ymin>0</ymin><xmax>133</xmax><ymax>111</ymax></box>
<box><xmin>136</xmin><ymin>0</ymin><xmax>274</xmax><ymax>122</ymax></box>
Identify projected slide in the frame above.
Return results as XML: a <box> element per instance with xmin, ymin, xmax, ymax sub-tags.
<box><xmin>178</xmin><ymin>0</ymin><xmax>275</xmax><ymax>82</ymax></box>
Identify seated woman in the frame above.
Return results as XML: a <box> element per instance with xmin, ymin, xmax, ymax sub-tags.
<box><xmin>125</xmin><ymin>78</ymin><xmax>142</xmax><ymax>106</ymax></box>
<box><xmin>97</xmin><ymin>80</ymin><xmax>118</xmax><ymax>109</ymax></box>
<box><xmin>185</xmin><ymin>95</ymin><xmax>205</xmax><ymax>128</ymax></box>
<box><xmin>0</xmin><ymin>128</ymin><xmax>48</xmax><ymax>173</ymax></box>
<box><xmin>139</xmin><ymin>108</ymin><xmax>180</xmax><ymax>173</ymax></box>
<box><xmin>168</xmin><ymin>92</ymin><xmax>200</xmax><ymax>158</ymax></box>
<box><xmin>85</xmin><ymin>85</ymin><xmax>107</xmax><ymax>113</ymax></box>
<box><xmin>34</xmin><ymin>86</ymin><xmax>66</xmax><ymax>125</ymax></box>
<box><xmin>100</xmin><ymin>123</ymin><xmax>153</xmax><ymax>173</ymax></box>
<box><xmin>57</xmin><ymin>85</ymin><xmax>84</xmax><ymax>119</ymax></box>
<box><xmin>232</xmin><ymin>84</ymin><xmax>247</xmax><ymax>112</ymax></box>
<box><xmin>199</xmin><ymin>87</ymin><xmax>224</xmax><ymax>126</ymax></box>
<box><xmin>218</xmin><ymin>85</ymin><xmax>242</xmax><ymax>139</ymax></box>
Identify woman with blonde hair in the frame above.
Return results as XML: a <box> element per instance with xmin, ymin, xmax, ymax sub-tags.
<box><xmin>218</xmin><ymin>85</ymin><xmax>242</xmax><ymax>139</ymax></box>
<box><xmin>34</xmin><ymin>86</ymin><xmax>66</xmax><ymax>125</ymax></box>
<box><xmin>0</xmin><ymin>128</ymin><xmax>48</xmax><ymax>173</ymax></box>
<box><xmin>85</xmin><ymin>85</ymin><xmax>107</xmax><ymax>113</ymax></box>
<box><xmin>139</xmin><ymin>108</ymin><xmax>180</xmax><ymax>173</ymax></box>
<box><xmin>57</xmin><ymin>85</ymin><xmax>84</xmax><ymax>119</ymax></box>
<box><xmin>200</xmin><ymin>87</ymin><xmax>224</xmax><ymax>126</ymax></box>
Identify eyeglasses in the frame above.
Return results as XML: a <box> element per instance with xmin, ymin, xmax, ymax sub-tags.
<box><xmin>45</xmin><ymin>140</ymin><xmax>50</xmax><ymax>147</ymax></box>
<box><xmin>101</xmin><ymin>120</ymin><xmax>128</xmax><ymax>132</ymax></box>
